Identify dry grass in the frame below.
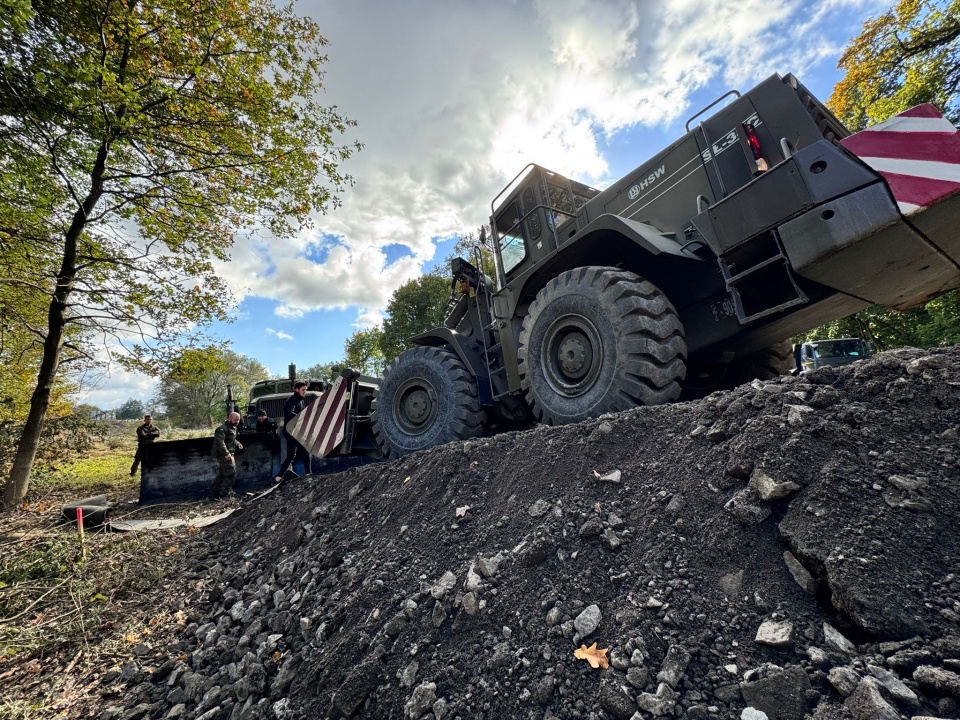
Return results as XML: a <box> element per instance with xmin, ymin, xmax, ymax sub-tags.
<box><xmin>0</xmin><ymin>422</ymin><xmax>233</xmax><ymax>719</ymax></box>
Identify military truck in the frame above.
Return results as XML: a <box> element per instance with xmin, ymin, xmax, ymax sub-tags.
<box><xmin>143</xmin><ymin>71</ymin><xmax>960</xmax><ymax>498</ymax></box>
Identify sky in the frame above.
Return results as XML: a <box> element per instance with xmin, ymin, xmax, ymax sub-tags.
<box><xmin>79</xmin><ymin>0</ymin><xmax>888</xmax><ymax>409</ymax></box>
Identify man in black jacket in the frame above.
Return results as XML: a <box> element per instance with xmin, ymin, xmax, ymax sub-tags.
<box><xmin>276</xmin><ymin>380</ymin><xmax>311</xmax><ymax>481</ymax></box>
<box><xmin>255</xmin><ymin>409</ymin><xmax>278</xmax><ymax>435</ymax></box>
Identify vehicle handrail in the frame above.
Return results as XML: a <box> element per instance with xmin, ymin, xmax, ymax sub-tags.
<box><xmin>685</xmin><ymin>90</ymin><xmax>741</xmax><ymax>132</ymax></box>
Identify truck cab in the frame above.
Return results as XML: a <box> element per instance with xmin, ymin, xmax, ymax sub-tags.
<box><xmin>797</xmin><ymin>337</ymin><xmax>874</xmax><ymax>373</ymax></box>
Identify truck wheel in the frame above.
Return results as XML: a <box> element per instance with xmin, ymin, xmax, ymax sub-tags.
<box><xmin>726</xmin><ymin>342</ymin><xmax>796</xmax><ymax>384</ymax></box>
<box><xmin>518</xmin><ymin>266</ymin><xmax>686</xmax><ymax>425</ymax></box>
<box><xmin>372</xmin><ymin>346</ymin><xmax>484</xmax><ymax>459</ymax></box>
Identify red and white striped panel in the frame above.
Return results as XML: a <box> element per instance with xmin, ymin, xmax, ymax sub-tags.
<box><xmin>840</xmin><ymin>104</ymin><xmax>960</xmax><ymax>216</ymax></box>
<box><xmin>285</xmin><ymin>377</ymin><xmax>349</xmax><ymax>459</ymax></box>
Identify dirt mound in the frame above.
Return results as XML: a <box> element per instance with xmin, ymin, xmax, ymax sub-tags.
<box><xmin>102</xmin><ymin>346</ymin><xmax>960</xmax><ymax>720</ymax></box>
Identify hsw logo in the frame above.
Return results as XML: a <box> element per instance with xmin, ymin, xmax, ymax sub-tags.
<box><xmin>627</xmin><ymin>165</ymin><xmax>666</xmax><ymax>199</ymax></box>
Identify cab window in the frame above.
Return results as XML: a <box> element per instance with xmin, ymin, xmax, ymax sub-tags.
<box><xmin>496</xmin><ymin>200</ymin><xmax>526</xmax><ymax>274</ymax></box>
<box><xmin>546</xmin><ymin>182</ymin><xmax>576</xmax><ymax>228</ymax></box>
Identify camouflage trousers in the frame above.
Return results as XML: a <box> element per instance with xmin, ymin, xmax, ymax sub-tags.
<box><xmin>210</xmin><ymin>456</ymin><xmax>236</xmax><ymax>498</ymax></box>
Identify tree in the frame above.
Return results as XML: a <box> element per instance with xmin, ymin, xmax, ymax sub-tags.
<box><xmin>156</xmin><ymin>347</ymin><xmax>269</xmax><ymax>428</ymax></box>
<box><xmin>379</xmin><ymin>276</ymin><xmax>451</xmax><ymax>362</ymax></box>
<box><xmin>830</xmin><ymin>0</ymin><xmax>960</xmax><ymax>130</ymax></box>
<box><xmin>437</xmin><ymin>226</ymin><xmax>496</xmax><ymax>284</ymax></box>
<box><xmin>343</xmin><ymin>329</ymin><xmax>386</xmax><ymax>376</ymax></box>
<box><xmin>0</xmin><ymin>0</ymin><xmax>359</xmax><ymax>508</ymax></box>
<box><xmin>301</xmin><ymin>362</ymin><xmax>337</xmax><ymax>384</ymax></box>
<box><xmin>116</xmin><ymin>398</ymin><xmax>146</xmax><ymax>420</ymax></box>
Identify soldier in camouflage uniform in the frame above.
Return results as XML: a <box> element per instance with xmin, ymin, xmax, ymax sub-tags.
<box><xmin>210</xmin><ymin>412</ymin><xmax>244</xmax><ymax>499</ymax></box>
<box><xmin>130</xmin><ymin>414</ymin><xmax>160</xmax><ymax>476</ymax></box>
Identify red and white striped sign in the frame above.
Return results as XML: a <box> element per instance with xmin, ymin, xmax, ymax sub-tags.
<box><xmin>841</xmin><ymin>104</ymin><xmax>960</xmax><ymax>216</ymax></box>
<box><xmin>285</xmin><ymin>377</ymin><xmax>349</xmax><ymax>459</ymax></box>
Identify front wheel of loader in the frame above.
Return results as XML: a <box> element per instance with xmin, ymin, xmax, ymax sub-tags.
<box><xmin>372</xmin><ymin>346</ymin><xmax>485</xmax><ymax>459</ymax></box>
<box><xmin>517</xmin><ymin>266</ymin><xmax>687</xmax><ymax>426</ymax></box>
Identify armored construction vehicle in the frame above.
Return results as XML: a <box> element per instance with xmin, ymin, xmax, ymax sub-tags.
<box><xmin>357</xmin><ymin>73</ymin><xmax>960</xmax><ymax>458</ymax></box>
<box><xmin>142</xmin><ymin>71</ymin><xmax>960</xmax><ymax>499</ymax></box>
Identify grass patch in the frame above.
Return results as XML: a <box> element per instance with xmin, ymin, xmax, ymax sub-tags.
<box><xmin>31</xmin><ymin>455</ymin><xmax>134</xmax><ymax>497</ymax></box>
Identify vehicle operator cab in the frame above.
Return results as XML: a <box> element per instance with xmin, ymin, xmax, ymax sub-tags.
<box><xmin>490</xmin><ymin>164</ymin><xmax>600</xmax><ymax>288</ymax></box>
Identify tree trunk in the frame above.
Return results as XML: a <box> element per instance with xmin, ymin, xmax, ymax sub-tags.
<box><xmin>2</xmin><ymin>141</ymin><xmax>109</xmax><ymax>511</ymax></box>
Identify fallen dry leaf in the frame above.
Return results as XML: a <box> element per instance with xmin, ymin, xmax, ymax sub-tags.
<box><xmin>455</xmin><ymin>505</ymin><xmax>470</xmax><ymax>518</ymax></box>
<box><xmin>125</xmin><ymin>634</ymin><xmax>138</xmax><ymax>644</ymax></box>
<box><xmin>574</xmin><ymin>643</ymin><xmax>609</xmax><ymax>669</ymax></box>
<box><xmin>403</xmin><ymin>476</ymin><xmax>411</xmax><ymax>484</ymax></box>
<box><xmin>164</xmin><ymin>547</ymin><xmax>178</xmax><ymax>556</ymax></box>
<box><xmin>469</xmin><ymin>461</ymin><xmax>478</xmax><ymax>469</ymax></box>
<box><xmin>594</xmin><ymin>502</ymin><xmax>601</xmax><ymax>513</ymax></box>
<box><xmin>272</xmin><ymin>651</ymin><xmax>282</xmax><ymax>662</ymax></box>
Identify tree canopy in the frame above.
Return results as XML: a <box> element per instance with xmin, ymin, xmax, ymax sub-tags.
<box><xmin>831</xmin><ymin>0</ymin><xmax>960</xmax><ymax>130</ymax></box>
<box><xmin>1</xmin><ymin>0</ymin><xmax>359</xmax><ymax>507</ymax></box>
<box><xmin>156</xmin><ymin>346</ymin><xmax>268</xmax><ymax>427</ymax></box>
<box><xmin>379</xmin><ymin>275</ymin><xmax>451</xmax><ymax>361</ymax></box>
<box><xmin>116</xmin><ymin>398</ymin><xmax>146</xmax><ymax>420</ymax></box>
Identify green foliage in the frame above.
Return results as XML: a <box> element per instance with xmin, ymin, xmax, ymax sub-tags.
<box><xmin>301</xmin><ymin>362</ymin><xmax>337</xmax><ymax>383</ymax></box>
<box><xmin>115</xmin><ymin>398</ymin><xmax>146</xmax><ymax>421</ymax></box>
<box><xmin>379</xmin><ymin>275</ymin><xmax>451</xmax><ymax>361</ymax></box>
<box><xmin>343</xmin><ymin>329</ymin><xmax>386</xmax><ymax>376</ymax></box>
<box><xmin>438</xmin><ymin>226</ymin><xmax>497</xmax><ymax>282</ymax></box>
<box><xmin>157</xmin><ymin>347</ymin><xmax>269</xmax><ymax>427</ymax></box>
<box><xmin>830</xmin><ymin>0</ymin><xmax>960</xmax><ymax>129</ymax></box>
<box><xmin>0</xmin><ymin>0</ymin><xmax>360</xmax><ymax>505</ymax></box>
<box><xmin>794</xmin><ymin>289</ymin><xmax>960</xmax><ymax>350</ymax></box>
<box><xmin>0</xmin><ymin>415</ymin><xmax>104</xmax><ymax>477</ymax></box>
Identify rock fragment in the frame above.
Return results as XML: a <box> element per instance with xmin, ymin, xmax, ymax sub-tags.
<box><xmin>404</xmin><ymin>682</ymin><xmax>437</xmax><ymax>719</ymax></box>
<box><xmin>755</xmin><ymin>620</ymin><xmax>794</xmax><ymax>648</ymax></box>
<box><xmin>823</xmin><ymin>623</ymin><xmax>857</xmax><ymax>654</ymax></box>
<box><xmin>574</xmin><ymin>604</ymin><xmax>601</xmax><ymax>638</ymax></box>
<box><xmin>782</xmin><ymin>552</ymin><xmax>817</xmax><ymax>594</ymax></box>
<box><xmin>740</xmin><ymin>665</ymin><xmax>810</xmax><ymax>720</ymax></box>
<box><xmin>636</xmin><ymin>683</ymin><xmax>678</xmax><ymax>716</ymax></box>
<box><xmin>914</xmin><ymin>665</ymin><xmax>960</xmax><ymax>698</ymax></box>
<box><xmin>844</xmin><ymin>676</ymin><xmax>900</xmax><ymax>720</ymax></box>
<box><xmin>750</xmin><ymin>470</ymin><xmax>801</xmax><ymax>501</ymax></box>
<box><xmin>656</xmin><ymin>644</ymin><xmax>691</xmax><ymax>688</ymax></box>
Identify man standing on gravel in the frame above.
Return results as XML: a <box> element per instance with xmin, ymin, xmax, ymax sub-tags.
<box><xmin>130</xmin><ymin>414</ymin><xmax>160</xmax><ymax>476</ymax></box>
<box><xmin>210</xmin><ymin>412</ymin><xmax>244</xmax><ymax>499</ymax></box>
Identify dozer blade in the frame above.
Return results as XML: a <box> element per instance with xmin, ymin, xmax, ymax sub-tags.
<box><xmin>138</xmin><ymin>433</ymin><xmax>278</xmax><ymax>505</ymax></box>
<box><xmin>285</xmin><ymin>375</ymin><xmax>350</xmax><ymax>458</ymax></box>
<box><xmin>838</xmin><ymin>105</ymin><xmax>960</xmax><ymax>310</ymax></box>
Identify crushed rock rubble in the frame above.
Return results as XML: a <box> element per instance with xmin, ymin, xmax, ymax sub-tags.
<box><xmin>99</xmin><ymin>346</ymin><xmax>960</xmax><ymax>720</ymax></box>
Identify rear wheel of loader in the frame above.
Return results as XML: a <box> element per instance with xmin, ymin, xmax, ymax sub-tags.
<box><xmin>726</xmin><ymin>341</ymin><xmax>796</xmax><ymax>384</ymax></box>
<box><xmin>372</xmin><ymin>346</ymin><xmax>484</xmax><ymax>459</ymax></box>
<box><xmin>518</xmin><ymin>266</ymin><xmax>687</xmax><ymax>425</ymax></box>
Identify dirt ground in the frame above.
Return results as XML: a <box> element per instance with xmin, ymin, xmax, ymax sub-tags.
<box><xmin>3</xmin><ymin>346</ymin><xmax>960</xmax><ymax>720</ymax></box>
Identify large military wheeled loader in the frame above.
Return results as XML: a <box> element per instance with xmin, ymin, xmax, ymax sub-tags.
<box><xmin>362</xmin><ymin>72</ymin><xmax>960</xmax><ymax>458</ymax></box>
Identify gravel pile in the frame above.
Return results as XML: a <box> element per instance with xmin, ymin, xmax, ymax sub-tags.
<box><xmin>101</xmin><ymin>345</ymin><xmax>960</xmax><ymax>720</ymax></box>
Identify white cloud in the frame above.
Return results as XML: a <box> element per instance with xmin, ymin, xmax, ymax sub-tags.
<box><xmin>75</xmin><ymin>362</ymin><xmax>158</xmax><ymax>411</ymax></box>
<box><xmin>265</xmin><ymin>328</ymin><xmax>294</xmax><ymax>341</ymax></box>
<box><xmin>212</xmin><ymin>0</ymin><xmax>875</xmax><ymax>326</ymax></box>
<box><xmin>274</xmin><ymin>305</ymin><xmax>304</xmax><ymax>319</ymax></box>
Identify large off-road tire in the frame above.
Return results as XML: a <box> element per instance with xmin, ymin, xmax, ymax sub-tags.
<box><xmin>517</xmin><ymin>266</ymin><xmax>687</xmax><ymax>426</ymax></box>
<box><xmin>726</xmin><ymin>341</ymin><xmax>796</xmax><ymax>384</ymax></box>
<box><xmin>372</xmin><ymin>346</ymin><xmax>485</xmax><ymax>459</ymax></box>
